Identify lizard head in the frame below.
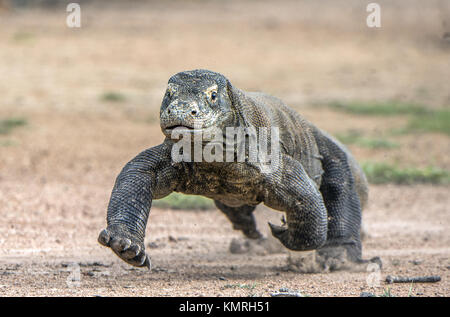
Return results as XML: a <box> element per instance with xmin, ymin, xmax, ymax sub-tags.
<box><xmin>160</xmin><ymin>69</ymin><xmax>236</xmax><ymax>140</ymax></box>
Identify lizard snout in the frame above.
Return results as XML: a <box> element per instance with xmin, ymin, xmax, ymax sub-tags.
<box><xmin>161</xmin><ymin>100</ymin><xmax>204</xmax><ymax>131</ymax></box>
<box><xmin>167</xmin><ymin>100</ymin><xmax>200</xmax><ymax>118</ymax></box>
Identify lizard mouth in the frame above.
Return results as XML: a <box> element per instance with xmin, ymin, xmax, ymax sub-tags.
<box><xmin>162</xmin><ymin>123</ymin><xmax>222</xmax><ymax>142</ymax></box>
<box><xmin>164</xmin><ymin>124</ymin><xmax>194</xmax><ymax>130</ymax></box>
<box><xmin>162</xmin><ymin>124</ymin><xmax>202</xmax><ymax>139</ymax></box>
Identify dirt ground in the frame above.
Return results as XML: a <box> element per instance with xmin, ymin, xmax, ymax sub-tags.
<box><xmin>0</xmin><ymin>0</ymin><xmax>449</xmax><ymax>297</ymax></box>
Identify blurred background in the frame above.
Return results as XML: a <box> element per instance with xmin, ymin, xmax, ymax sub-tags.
<box><xmin>0</xmin><ymin>0</ymin><xmax>448</xmax><ymax>296</ymax></box>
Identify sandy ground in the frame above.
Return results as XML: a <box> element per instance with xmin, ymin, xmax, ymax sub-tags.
<box><xmin>0</xmin><ymin>1</ymin><xmax>449</xmax><ymax>296</ymax></box>
<box><xmin>0</xmin><ymin>176</ymin><xmax>449</xmax><ymax>297</ymax></box>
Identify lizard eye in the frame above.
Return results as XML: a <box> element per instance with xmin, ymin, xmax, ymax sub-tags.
<box><xmin>211</xmin><ymin>91</ymin><xmax>217</xmax><ymax>101</ymax></box>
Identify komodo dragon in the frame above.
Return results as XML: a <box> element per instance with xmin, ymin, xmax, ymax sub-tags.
<box><xmin>98</xmin><ymin>69</ymin><xmax>381</xmax><ymax>270</ymax></box>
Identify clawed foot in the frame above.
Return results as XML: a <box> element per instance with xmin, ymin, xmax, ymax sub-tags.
<box><xmin>268</xmin><ymin>222</ymin><xmax>289</xmax><ymax>246</ymax></box>
<box><xmin>268</xmin><ymin>222</ymin><xmax>325</xmax><ymax>252</ymax></box>
<box><xmin>98</xmin><ymin>225</ymin><xmax>151</xmax><ymax>269</ymax></box>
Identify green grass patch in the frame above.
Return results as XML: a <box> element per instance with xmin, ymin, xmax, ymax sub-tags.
<box><xmin>336</xmin><ymin>130</ymin><xmax>398</xmax><ymax>149</ymax></box>
<box><xmin>223</xmin><ymin>283</ymin><xmax>257</xmax><ymax>290</ymax></box>
<box><xmin>329</xmin><ymin>100</ymin><xmax>449</xmax><ymax>136</ymax></box>
<box><xmin>0</xmin><ymin>118</ymin><xmax>27</xmax><ymax>135</ymax></box>
<box><xmin>100</xmin><ymin>91</ymin><xmax>126</xmax><ymax>102</ymax></box>
<box><xmin>405</xmin><ymin>109</ymin><xmax>450</xmax><ymax>135</ymax></box>
<box><xmin>153</xmin><ymin>192</ymin><xmax>215</xmax><ymax>210</ymax></box>
<box><xmin>12</xmin><ymin>31</ymin><xmax>34</xmax><ymax>42</ymax></box>
<box><xmin>0</xmin><ymin>140</ymin><xmax>16</xmax><ymax>147</ymax></box>
<box><xmin>362</xmin><ymin>162</ymin><xmax>450</xmax><ymax>185</ymax></box>
<box><xmin>328</xmin><ymin>100</ymin><xmax>429</xmax><ymax>116</ymax></box>
<box><xmin>379</xmin><ymin>287</ymin><xmax>394</xmax><ymax>297</ymax></box>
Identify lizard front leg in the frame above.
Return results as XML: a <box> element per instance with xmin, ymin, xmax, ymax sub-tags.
<box><xmin>98</xmin><ymin>143</ymin><xmax>178</xmax><ymax>268</ymax></box>
<box><xmin>262</xmin><ymin>155</ymin><xmax>328</xmax><ymax>251</ymax></box>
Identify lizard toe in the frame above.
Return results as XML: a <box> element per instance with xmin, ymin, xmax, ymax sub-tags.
<box><xmin>98</xmin><ymin>229</ymin><xmax>111</xmax><ymax>247</ymax></box>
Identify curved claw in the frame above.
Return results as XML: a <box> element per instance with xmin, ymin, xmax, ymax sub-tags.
<box><xmin>268</xmin><ymin>222</ymin><xmax>295</xmax><ymax>250</ymax></box>
<box><xmin>268</xmin><ymin>222</ymin><xmax>287</xmax><ymax>237</ymax></box>
<box><xmin>121</xmin><ymin>244</ymin><xmax>141</xmax><ymax>259</ymax></box>
<box><xmin>268</xmin><ymin>222</ymin><xmax>290</xmax><ymax>247</ymax></box>
<box><xmin>111</xmin><ymin>237</ymin><xmax>132</xmax><ymax>253</ymax></box>
<box><xmin>132</xmin><ymin>252</ymin><xmax>151</xmax><ymax>270</ymax></box>
<box><xmin>143</xmin><ymin>254</ymin><xmax>151</xmax><ymax>270</ymax></box>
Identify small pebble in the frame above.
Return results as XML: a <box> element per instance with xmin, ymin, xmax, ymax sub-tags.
<box><xmin>270</xmin><ymin>291</ymin><xmax>302</xmax><ymax>297</ymax></box>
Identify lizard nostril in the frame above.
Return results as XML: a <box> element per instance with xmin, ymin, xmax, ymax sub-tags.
<box><xmin>191</xmin><ymin>110</ymin><xmax>197</xmax><ymax>116</ymax></box>
<box><xmin>167</xmin><ymin>109</ymin><xmax>171</xmax><ymax>114</ymax></box>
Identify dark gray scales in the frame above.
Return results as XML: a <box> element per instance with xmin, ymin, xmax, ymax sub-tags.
<box><xmin>98</xmin><ymin>69</ymin><xmax>380</xmax><ymax>269</ymax></box>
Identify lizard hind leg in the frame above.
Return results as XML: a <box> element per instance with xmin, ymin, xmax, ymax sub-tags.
<box><xmin>214</xmin><ymin>201</ymin><xmax>262</xmax><ymax>239</ymax></box>
<box><xmin>313</xmin><ymin>130</ymin><xmax>382</xmax><ymax>270</ymax></box>
<box><xmin>215</xmin><ymin>200</ymin><xmax>288</xmax><ymax>255</ymax></box>
<box><xmin>317</xmin><ymin>160</ymin><xmax>370</xmax><ymax>268</ymax></box>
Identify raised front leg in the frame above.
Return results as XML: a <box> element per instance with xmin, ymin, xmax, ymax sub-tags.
<box><xmin>214</xmin><ymin>201</ymin><xmax>262</xmax><ymax>239</ymax></box>
<box><xmin>262</xmin><ymin>155</ymin><xmax>328</xmax><ymax>251</ymax></box>
<box><xmin>98</xmin><ymin>143</ymin><xmax>179</xmax><ymax>268</ymax></box>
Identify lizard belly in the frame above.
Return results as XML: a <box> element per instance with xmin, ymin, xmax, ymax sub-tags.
<box><xmin>177</xmin><ymin>162</ymin><xmax>263</xmax><ymax>206</ymax></box>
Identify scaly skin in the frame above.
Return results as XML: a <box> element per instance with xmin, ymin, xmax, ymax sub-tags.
<box><xmin>98</xmin><ymin>69</ymin><xmax>380</xmax><ymax>269</ymax></box>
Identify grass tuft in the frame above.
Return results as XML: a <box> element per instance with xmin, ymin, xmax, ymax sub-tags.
<box><xmin>101</xmin><ymin>91</ymin><xmax>126</xmax><ymax>102</ymax></box>
<box><xmin>405</xmin><ymin>109</ymin><xmax>450</xmax><ymax>135</ymax></box>
<box><xmin>328</xmin><ymin>100</ymin><xmax>429</xmax><ymax>116</ymax></box>
<box><xmin>379</xmin><ymin>287</ymin><xmax>394</xmax><ymax>297</ymax></box>
<box><xmin>153</xmin><ymin>192</ymin><xmax>215</xmax><ymax>210</ymax></box>
<box><xmin>0</xmin><ymin>118</ymin><xmax>27</xmax><ymax>135</ymax></box>
<box><xmin>0</xmin><ymin>140</ymin><xmax>16</xmax><ymax>147</ymax></box>
<box><xmin>336</xmin><ymin>130</ymin><xmax>398</xmax><ymax>149</ymax></box>
<box><xmin>12</xmin><ymin>32</ymin><xmax>34</xmax><ymax>42</ymax></box>
<box><xmin>362</xmin><ymin>162</ymin><xmax>450</xmax><ymax>185</ymax></box>
<box><xmin>223</xmin><ymin>283</ymin><xmax>257</xmax><ymax>290</ymax></box>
